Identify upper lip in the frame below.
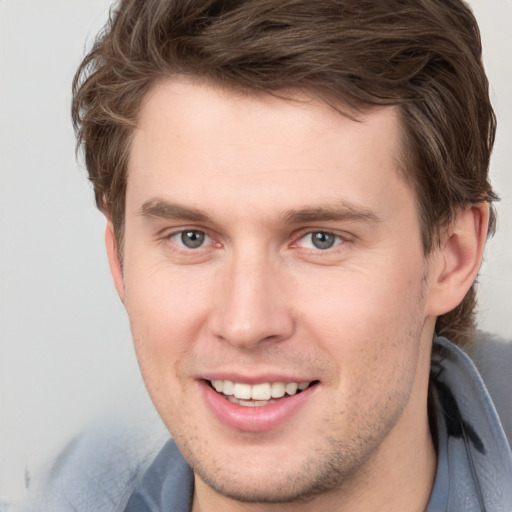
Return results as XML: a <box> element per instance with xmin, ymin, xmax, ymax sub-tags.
<box><xmin>199</xmin><ymin>372</ymin><xmax>317</xmax><ymax>385</ymax></box>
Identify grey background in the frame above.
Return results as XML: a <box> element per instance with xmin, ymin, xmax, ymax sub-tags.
<box><xmin>1</xmin><ymin>0</ymin><xmax>511</xmax><ymax>503</ymax></box>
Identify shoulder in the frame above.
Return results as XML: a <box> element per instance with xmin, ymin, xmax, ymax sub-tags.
<box><xmin>15</xmin><ymin>413</ymin><xmax>169</xmax><ymax>512</ymax></box>
<box><xmin>464</xmin><ymin>331</ymin><xmax>512</xmax><ymax>445</ymax></box>
<box><xmin>123</xmin><ymin>440</ymin><xmax>194</xmax><ymax>512</ymax></box>
<box><xmin>429</xmin><ymin>335</ymin><xmax>512</xmax><ymax>509</ymax></box>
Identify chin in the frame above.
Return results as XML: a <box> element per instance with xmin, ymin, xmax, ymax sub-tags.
<box><xmin>185</xmin><ymin>433</ymin><xmax>372</xmax><ymax>506</ymax></box>
<box><xmin>195</xmin><ymin>466</ymin><xmax>334</xmax><ymax>504</ymax></box>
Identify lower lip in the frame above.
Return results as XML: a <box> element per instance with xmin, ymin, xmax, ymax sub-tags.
<box><xmin>200</xmin><ymin>381</ymin><xmax>318</xmax><ymax>432</ymax></box>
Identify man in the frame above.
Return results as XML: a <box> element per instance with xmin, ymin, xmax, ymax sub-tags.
<box><xmin>69</xmin><ymin>0</ymin><xmax>512</xmax><ymax>510</ymax></box>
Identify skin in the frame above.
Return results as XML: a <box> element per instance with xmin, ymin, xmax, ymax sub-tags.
<box><xmin>106</xmin><ymin>77</ymin><xmax>488</xmax><ymax>512</ymax></box>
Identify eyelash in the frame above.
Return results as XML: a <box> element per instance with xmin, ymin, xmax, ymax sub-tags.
<box><xmin>164</xmin><ymin>228</ymin><xmax>347</xmax><ymax>253</ymax></box>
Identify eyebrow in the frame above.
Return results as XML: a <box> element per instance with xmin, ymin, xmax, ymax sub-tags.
<box><xmin>281</xmin><ymin>203</ymin><xmax>382</xmax><ymax>224</ymax></box>
<box><xmin>138</xmin><ymin>198</ymin><xmax>209</xmax><ymax>222</ymax></box>
<box><xmin>138</xmin><ymin>197</ymin><xmax>382</xmax><ymax>225</ymax></box>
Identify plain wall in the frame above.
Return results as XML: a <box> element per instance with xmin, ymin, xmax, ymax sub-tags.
<box><xmin>1</xmin><ymin>0</ymin><xmax>511</xmax><ymax>503</ymax></box>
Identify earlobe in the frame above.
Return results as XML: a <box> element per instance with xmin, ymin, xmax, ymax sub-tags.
<box><xmin>426</xmin><ymin>203</ymin><xmax>489</xmax><ymax>317</ymax></box>
<box><xmin>105</xmin><ymin>221</ymin><xmax>125</xmax><ymax>303</ymax></box>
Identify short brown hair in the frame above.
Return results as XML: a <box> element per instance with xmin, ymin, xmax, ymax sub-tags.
<box><xmin>72</xmin><ymin>0</ymin><xmax>498</xmax><ymax>347</ymax></box>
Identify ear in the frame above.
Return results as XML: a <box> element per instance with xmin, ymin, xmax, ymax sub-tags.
<box><xmin>426</xmin><ymin>203</ymin><xmax>489</xmax><ymax>317</ymax></box>
<box><xmin>105</xmin><ymin>221</ymin><xmax>125</xmax><ymax>303</ymax></box>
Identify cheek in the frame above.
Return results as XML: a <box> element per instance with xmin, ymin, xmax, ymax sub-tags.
<box><xmin>295</xmin><ymin>260</ymin><xmax>427</xmax><ymax>388</ymax></box>
<box><xmin>123</xmin><ymin>265</ymin><xmax>210</xmax><ymax>384</ymax></box>
<box><xmin>301</xmin><ymin>262</ymin><xmax>424</xmax><ymax>336</ymax></box>
<box><xmin>123</xmin><ymin>271</ymin><xmax>202</xmax><ymax>428</ymax></box>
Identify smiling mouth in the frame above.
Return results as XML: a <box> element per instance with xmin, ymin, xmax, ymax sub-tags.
<box><xmin>207</xmin><ymin>379</ymin><xmax>318</xmax><ymax>407</ymax></box>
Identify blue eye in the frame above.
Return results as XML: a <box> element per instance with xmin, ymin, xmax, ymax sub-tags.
<box><xmin>170</xmin><ymin>230</ymin><xmax>210</xmax><ymax>249</ymax></box>
<box><xmin>299</xmin><ymin>231</ymin><xmax>343</xmax><ymax>250</ymax></box>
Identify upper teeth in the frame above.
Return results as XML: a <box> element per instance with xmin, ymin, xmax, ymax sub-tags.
<box><xmin>211</xmin><ymin>380</ymin><xmax>310</xmax><ymax>400</ymax></box>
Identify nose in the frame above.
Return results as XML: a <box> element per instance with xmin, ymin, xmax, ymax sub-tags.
<box><xmin>208</xmin><ymin>251</ymin><xmax>295</xmax><ymax>349</ymax></box>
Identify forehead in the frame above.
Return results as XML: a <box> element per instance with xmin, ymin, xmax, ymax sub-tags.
<box><xmin>127</xmin><ymin>77</ymin><xmax>412</xmax><ymax>224</ymax></box>
<box><xmin>134</xmin><ymin>78</ymin><xmax>401</xmax><ymax>156</ymax></box>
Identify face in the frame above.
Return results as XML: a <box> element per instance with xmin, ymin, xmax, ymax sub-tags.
<box><xmin>112</xmin><ymin>78</ymin><xmax>439</xmax><ymax>506</ymax></box>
